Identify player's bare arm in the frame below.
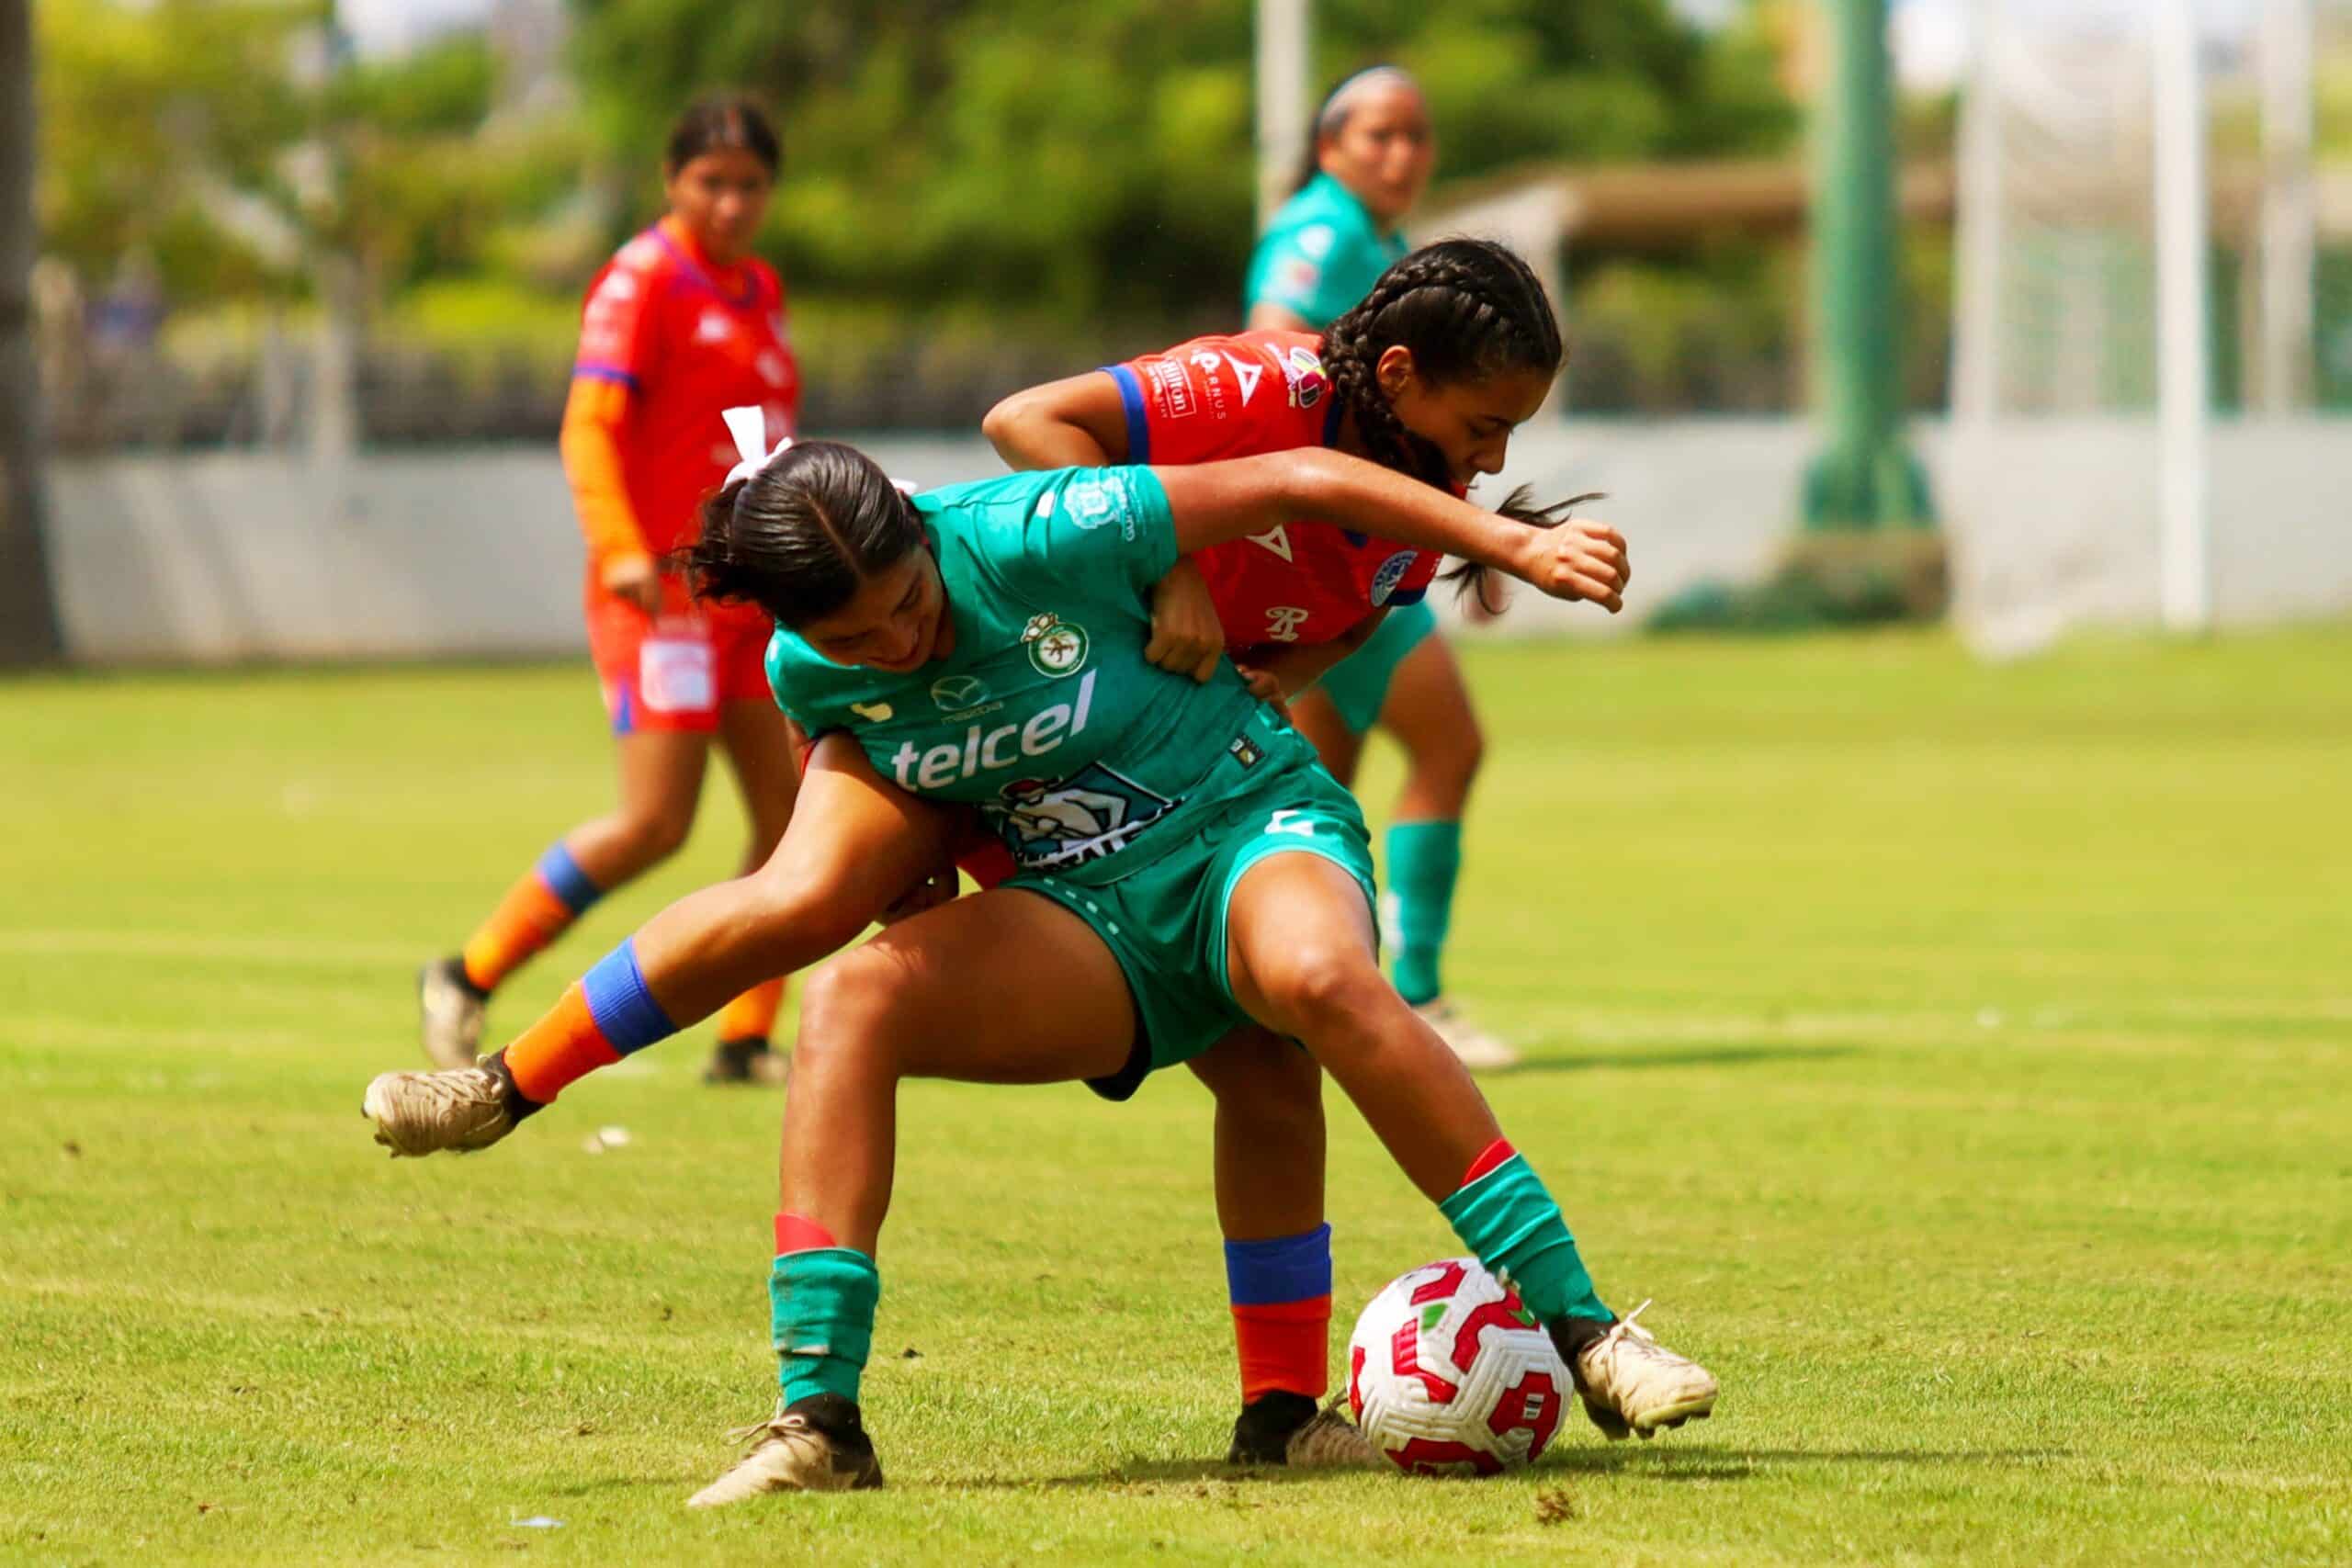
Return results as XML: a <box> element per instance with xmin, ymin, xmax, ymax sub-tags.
<box><xmin>1156</xmin><ymin>449</ymin><xmax>1630</xmax><ymax>613</ymax></box>
<box><xmin>981</xmin><ymin>370</ymin><xmax>1131</xmax><ymax>468</ymax></box>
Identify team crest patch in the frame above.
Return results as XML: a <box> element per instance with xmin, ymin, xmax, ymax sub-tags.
<box><xmin>1370</xmin><ymin>550</ymin><xmax>1418</xmax><ymax>606</ymax></box>
<box><xmin>1283</xmin><ymin>344</ymin><xmax>1328</xmax><ymax>410</ymax></box>
<box><xmin>1023</xmin><ymin>616</ymin><xmax>1090</xmax><ymax>676</ymax></box>
<box><xmin>1062</xmin><ymin>473</ymin><xmax>1136</xmax><ymax>536</ymax></box>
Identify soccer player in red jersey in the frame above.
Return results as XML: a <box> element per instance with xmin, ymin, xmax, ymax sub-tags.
<box><xmin>415</xmin><ymin>98</ymin><xmax>806</xmax><ymax>1086</ymax></box>
<box><xmin>983</xmin><ymin>240</ymin><xmax>1595</xmax><ymax>697</ymax></box>
<box><xmin>981</xmin><ymin>238</ymin><xmax>1616</xmax><ymax>1455</ymax></box>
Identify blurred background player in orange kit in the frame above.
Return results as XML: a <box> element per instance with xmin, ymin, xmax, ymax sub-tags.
<box><xmin>415</xmin><ymin>96</ymin><xmax>804</xmax><ymax>1087</ymax></box>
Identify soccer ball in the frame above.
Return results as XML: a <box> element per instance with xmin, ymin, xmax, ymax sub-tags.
<box><xmin>1346</xmin><ymin>1258</ymin><xmax>1570</xmax><ymax>1476</ymax></box>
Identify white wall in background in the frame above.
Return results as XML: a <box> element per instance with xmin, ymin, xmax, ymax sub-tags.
<box><xmin>45</xmin><ymin>420</ymin><xmax>2352</xmax><ymax>665</ymax></box>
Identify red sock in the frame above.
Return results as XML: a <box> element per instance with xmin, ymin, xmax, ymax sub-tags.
<box><xmin>775</xmin><ymin>1212</ymin><xmax>838</xmax><ymax>1257</ymax></box>
<box><xmin>1460</xmin><ymin>1136</ymin><xmax>1516</xmax><ymax>1190</ymax></box>
<box><xmin>1232</xmin><ymin>1298</ymin><xmax>1332</xmax><ymax>1402</ymax></box>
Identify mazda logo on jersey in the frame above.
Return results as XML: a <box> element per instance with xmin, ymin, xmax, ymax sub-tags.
<box><xmin>930</xmin><ymin>673</ymin><xmax>991</xmax><ymax>711</ymax></box>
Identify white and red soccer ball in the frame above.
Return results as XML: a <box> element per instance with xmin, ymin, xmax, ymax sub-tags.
<box><xmin>1347</xmin><ymin>1258</ymin><xmax>1570</xmax><ymax>1476</ymax></box>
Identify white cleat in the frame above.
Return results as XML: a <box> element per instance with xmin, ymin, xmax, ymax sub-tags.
<box><xmin>686</xmin><ymin>1397</ymin><xmax>883</xmax><ymax>1506</ymax></box>
<box><xmin>1413</xmin><ymin>998</ymin><xmax>1521</xmax><ymax>1071</ymax></box>
<box><xmin>1227</xmin><ymin>1391</ymin><xmax>1382</xmax><ymax>1469</ymax></box>
<box><xmin>1565</xmin><ymin>1302</ymin><xmax>1719</xmax><ymax>1440</ymax></box>
<box><xmin>1282</xmin><ymin>1401</ymin><xmax>1383</xmax><ymax>1469</ymax></box>
<box><xmin>363</xmin><ymin>1066</ymin><xmax>516</xmax><ymax>1157</ymax></box>
<box><xmin>417</xmin><ymin>958</ymin><xmax>487</xmax><ymax>1070</ymax></box>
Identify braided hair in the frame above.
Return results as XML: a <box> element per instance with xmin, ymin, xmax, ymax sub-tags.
<box><xmin>1320</xmin><ymin>238</ymin><xmax>1591</xmax><ymax>602</ymax></box>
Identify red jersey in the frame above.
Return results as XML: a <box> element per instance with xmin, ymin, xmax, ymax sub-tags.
<box><xmin>1103</xmin><ymin>330</ymin><xmax>1439</xmax><ymax>649</ymax></box>
<box><xmin>573</xmin><ymin>220</ymin><xmax>801</xmax><ymax>556</ymax></box>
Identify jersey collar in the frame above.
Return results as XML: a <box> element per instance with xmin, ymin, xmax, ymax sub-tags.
<box><xmin>652</xmin><ymin>218</ymin><xmax>761</xmax><ymax>310</ymax></box>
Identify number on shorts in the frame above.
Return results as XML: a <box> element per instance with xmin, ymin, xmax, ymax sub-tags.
<box><xmin>1265</xmin><ymin>809</ymin><xmax>1317</xmax><ymax>839</ymax></box>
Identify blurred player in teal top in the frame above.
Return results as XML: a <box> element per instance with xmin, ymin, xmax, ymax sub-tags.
<box><xmin>1246</xmin><ymin>66</ymin><xmax>1519</xmax><ymax>1068</ymax></box>
<box><xmin>1243</xmin><ymin>72</ymin><xmax>1416</xmax><ymax>333</ymax></box>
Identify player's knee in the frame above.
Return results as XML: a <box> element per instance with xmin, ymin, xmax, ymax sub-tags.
<box><xmin>615</xmin><ymin>805</ymin><xmax>694</xmax><ymax>866</ymax></box>
<box><xmin>1256</xmin><ymin>943</ymin><xmax>1388</xmax><ymax>1038</ymax></box>
<box><xmin>794</xmin><ymin>951</ymin><xmax>909</xmax><ymax>1077</ymax></box>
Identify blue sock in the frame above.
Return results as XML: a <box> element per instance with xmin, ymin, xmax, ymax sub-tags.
<box><xmin>579</xmin><ymin>938</ymin><xmax>678</xmax><ymax>1056</ymax></box>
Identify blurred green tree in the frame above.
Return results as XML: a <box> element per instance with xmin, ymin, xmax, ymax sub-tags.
<box><xmin>569</xmin><ymin>0</ymin><xmax>1796</xmax><ymax>321</ymax></box>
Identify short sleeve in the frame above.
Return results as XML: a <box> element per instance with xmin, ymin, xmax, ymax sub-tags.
<box><xmin>1104</xmin><ymin>337</ymin><xmax>1295</xmax><ymax>467</ymax></box>
<box><xmin>1386</xmin><ymin>551</ymin><xmax>1440</xmax><ymax>608</ymax></box>
<box><xmin>1248</xmin><ymin>223</ymin><xmax>1346</xmax><ymax>325</ymax></box>
<box><xmin>1006</xmin><ymin>467</ymin><xmax>1179</xmax><ymax>606</ymax></box>
<box><xmin>763</xmin><ymin>631</ymin><xmax>829</xmax><ymax>735</ymax></box>
<box><xmin>574</xmin><ymin>254</ymin><xmax>660</xmax><ymax>389</ymax></box>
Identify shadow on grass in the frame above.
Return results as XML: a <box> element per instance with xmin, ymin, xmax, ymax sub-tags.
<box><xmin>533</xmin><ymin>1443</ymin><xmax>2074</xmax><ymax>1501</ymax></box>
<box><xmin>949</xmin><ymin>1445</ymin><xmax>2072</xmax><ymax>1493</ymax></box>
<box><xmin>1489</xmin><ymin>1043</ymin><xmax>1864</xmax><ymax>1077</ymax></box>
<box><xmin>1539</xmin><ymin>1445</ymin><xmax>2070</xmax><ymax>1481</ymax></box>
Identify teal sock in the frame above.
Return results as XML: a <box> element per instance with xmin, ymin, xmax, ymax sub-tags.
<box><xmin>770</xmin><ymin>1247</ymin><xmax>879</xmax><ymax>1406</ymax></box>
<box><xmin>1437</xmin><ymin>1153</ymin><xmax>1611</xmax><ymax>1325</ymax></box>
<box><xmin>1385</xmin><ymin>820</ymin><xmax>1461</xmax><ymax>1007</ymax></box>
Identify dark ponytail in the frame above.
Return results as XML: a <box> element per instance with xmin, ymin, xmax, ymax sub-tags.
<box><xmin>680</xmin><ymin>441</ymin><xmax>924</xmax><ymax>628</ymax></box>
<box><xmin>1320</xmin><ymin>238</ymin><xmax>1577</xmax><ymax>604</ymax></box>
<box><xmin>664</xmin><ymin>95</ymin><xmax>781</xmax><ymax>176</ymax></box>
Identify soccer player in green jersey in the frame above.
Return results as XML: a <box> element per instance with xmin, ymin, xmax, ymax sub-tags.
<box><xmin>367</xmin><ymin>432</ymin><xmax>1715</xmax><ymax>1502</ymax></box>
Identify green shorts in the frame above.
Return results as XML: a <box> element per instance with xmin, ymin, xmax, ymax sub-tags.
<box><xmin>1007</xmin><ymin>761</ymin><xmax>1376</xmax><ymax>1101</ymax></box>
<box><xmin>1318</xmin><ymin>598</ymin><xmax>1439</xmax><ymax>734</ymax></box>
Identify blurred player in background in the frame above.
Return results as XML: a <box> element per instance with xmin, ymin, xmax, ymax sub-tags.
<box><xmin>415</xmin><ymin>96</ymin><xmax>803</xmax><ymax>1087</ymax></box>
<box><xmin>1246</xmin><ymin>67</ymin><xmax>1521</xmax><ymax>1070</ymax></box>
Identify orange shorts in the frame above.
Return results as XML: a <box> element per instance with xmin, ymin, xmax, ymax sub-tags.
<box><xmin>584</xmin><ymin>577</ymin><xmax>775</xmax><ymax>734</ymax></box>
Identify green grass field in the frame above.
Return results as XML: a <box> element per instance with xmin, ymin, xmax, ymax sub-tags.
<box><xmin>5</xmin><ymin>627</ymin><xmax>2348</xmax><ymax>1564</ymax></box>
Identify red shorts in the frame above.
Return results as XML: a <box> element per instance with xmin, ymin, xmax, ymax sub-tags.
<box><xmin>584</xmin><ymin>577</ymin><xmax>774</xmax><ymax>734</ymax></box>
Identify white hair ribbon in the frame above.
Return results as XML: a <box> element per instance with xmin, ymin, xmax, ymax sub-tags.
<box><xmin>722</xmin><ymin>404</ymin><xmax>921</xmax><ymax>498</ymax></box>
<box><xmin>722</xmin><ymin>405</ymin><xmax>793</xmax><ymax>487</ymax></box>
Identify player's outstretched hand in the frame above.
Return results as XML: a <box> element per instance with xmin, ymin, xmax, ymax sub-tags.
<box><xmin>1145</xmin><ymin>558</ymin><xmax>1226</xmax><ymax>683</ymax></box>
<box><xmin>1520</xmin><ymin>517</ymin><xmax>1630</xmax><ymax>613</ymax></box>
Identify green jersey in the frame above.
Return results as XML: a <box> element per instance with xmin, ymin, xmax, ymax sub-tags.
<box><xmin>764</xmin><ymin>466</ymin><xmax>1318</xmax><ymax>887</ymax></box>
<box><xmin>1244</xmin><ymin>173</ymin><xmax>1408</xmax><ymax>330</ymax></box>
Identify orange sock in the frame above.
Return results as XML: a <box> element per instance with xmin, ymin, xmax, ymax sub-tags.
<box><xmin>502</xmin><ymin>984</ymin><xmax>620</xmax><ymax>1104</ymax></box>
<box><xmin>460</xmin><ymin>843</ymin><xmax>604</xmax><ymax>992</ymax></box>
<box><xmin>713</xmin><ymin>976</ymin><xmax>786</xmax><ymax>1044</ymax></box>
